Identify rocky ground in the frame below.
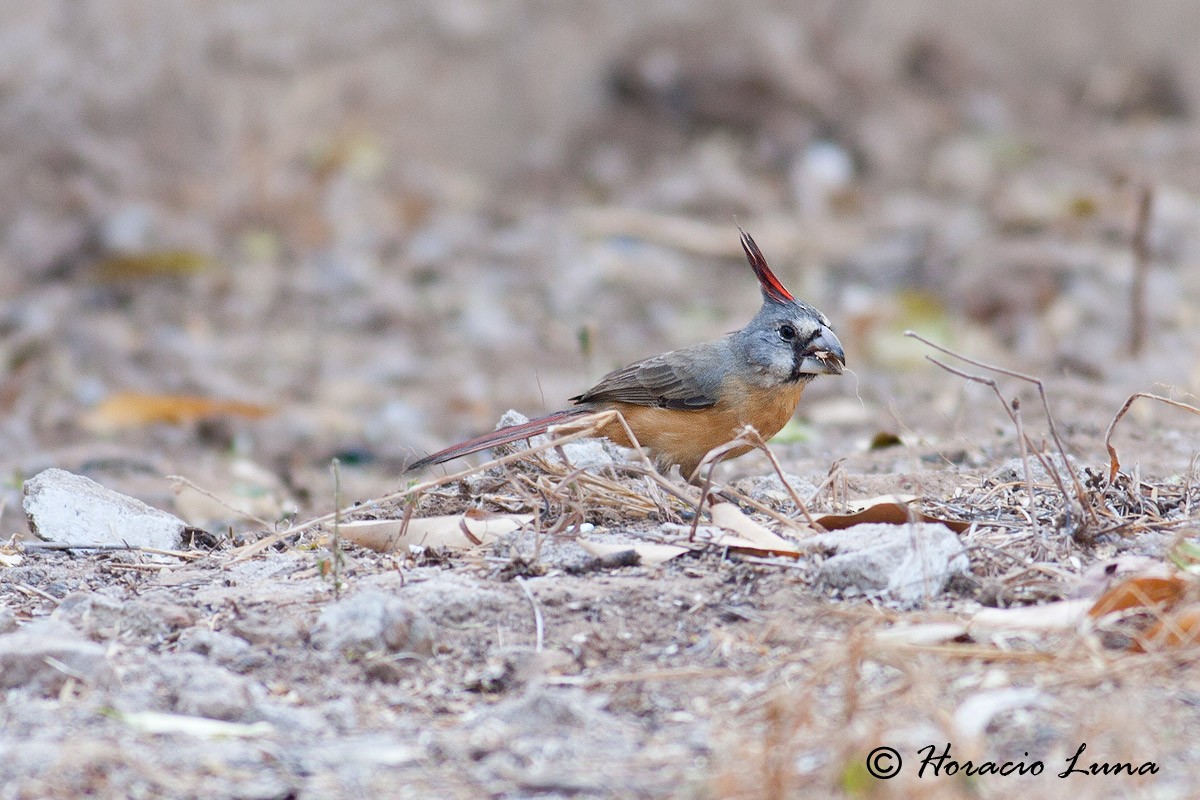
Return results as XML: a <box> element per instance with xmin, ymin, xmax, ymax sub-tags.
<box><xmin>3</xmin><ymin>2</ymin><xmax>1200</xmax><ymax>798</ymax></box>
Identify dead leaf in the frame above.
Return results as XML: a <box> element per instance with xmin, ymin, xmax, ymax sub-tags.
<box><xmin>815</xmin><ymin>495</ymin><xmax>970</xmax><ymax>533</ymax></box>
<box><xmin>874</xmin><ymin>622</ymin><xmax>968</xmax><ymax>647</ymax></box>
<box><xmin>689</xmin><ymin>528</ymin><xmax>776</xmax><ymax>554</ymax></box>
<box><xmin>338</xmin><ymin>512</ymin><xmax>533</xmax><ymax>552</ymax></box>
<box><xmin>95</xmin><ymin>250</ymin><xmax>213</xmax><ymax>280</ymax></box>
<box><xmin>968</xmin><ymin>599</ymin><xmax>1092</xmax><ymax>635</ymax></box>
<box><xmin>1133</xmin><ymin>607</ymin><xmax>1200</xmax><ymax>652</ymax></box>
<box><xmin>970</xmin><ymin>573</ymin><xmax>1197</xmax><ymax>650</ymax></box>
<box><xmin>114</xmin><ymin>710</ymin><xmax>275</xmax><ymax>738</ymax></box>
<box><xmin>1087</xmin><ymin>574</ymin><xmax>1190</xmax><ymax>618</ymax></box>
<box><xmin>82</xmin><ymin>392</ymin><xmax>274</xmax><ymax>432</ymax></box>
<box><xmin>578</xmin><ymin>540</ymin><xmax>689</xmax><ymax>566</ymax></box>
<box><xmin>708</xmin><ymin>503</ymin><xmax>801</xmax><ymax>557</ymax></box>
<box><xmin>868</xmin><ymin>431</ymin><xmax>904</xmax><ymax>450</ymax></box>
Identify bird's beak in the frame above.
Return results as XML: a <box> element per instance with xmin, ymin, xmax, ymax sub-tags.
<box><xmin>797</xmin><ymin>326</ymin><xmax>845</xmax><ymax>375</ymax></box>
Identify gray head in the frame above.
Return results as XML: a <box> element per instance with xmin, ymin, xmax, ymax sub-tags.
<box><xmin>733</xmin><ymin>230</ymin><xmax>845</xmax><ymax>384</ymax></box>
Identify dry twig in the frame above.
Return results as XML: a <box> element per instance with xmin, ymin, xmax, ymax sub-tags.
<box><xmin>1104</xmin><ymin>393</ymin><xmax>1200</xmax><ymax>481</ymax></box>
<box><xmin>18</xmin><ymin>541</ymin><xmax>204</xmax><ymax>559</ymax></box>
<box><xmin>1129</xmin><ymin>185</ymin><xmax>1154</xmax><ymax>356</ymax></box>
<box><xmin>515</xmin><ymin>576</ymin><xmax>544</xmax><ymax>652</ymax></box>
<box><xmin>739</xmin><ymin>425</ymin><xmax>825</xmax><ymax>530</ymax></box>
<box><xmin>907</xmin><ymin>331</ymin><xmax>1094</xmax><ymax>526</ymax></box>
<box><xmin>167</xmin><ymin>474</ymin><xmax>274</xmax><ymax>528</ymax></box>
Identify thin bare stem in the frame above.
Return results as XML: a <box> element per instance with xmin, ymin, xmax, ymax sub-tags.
<box><xmin>691</xmin><ymin>434</ymin><xmax>753</xmax><ymax>542</ymax></box>
<box><xmin>1129</xmin><ymin>185</ymin><xmax>1154</xmax><ymax>356</ymax></box>
<box><xmin>1011</xmin><ymin>399</ymin><xmax>1042</xmax><ymax>538</ymax></box>
<box><xmin>715</xmin><ymin>485</ymin><xmax>813</xmax><ymax>533</ymax></box>
<box><xmin>166</xmin><ymin>474</ymin><xmax>274</xmax><ymax>528</ymax></box>
<box><xmin>925</xmin><ymin>354</ymin><xmax>1085</xmax><ymax>534</ymax></box>
<box><xmin>909</xmin><ymin>332</ymin><xmax>1091</xmax><ymax>514</ymax></box>
<box><xmin>18</xmin><ymin>542</ymin><xmax>204</xmax><ymax>559</ymax></box>
<box><xmin>807</xmin><ymin>459</ymin><xmax>846</xmax><ymax>511</ymax></box>
<box><xmin>740</xmin><ymin>426</ymin><xmax>825</xmax><ymax>530</ymax></box>
<box><xmin>12</xmin><ymin>582</ymin><xmax>61</xmax><ymax>603</ymax></box>
<box><xmin>515</xmin><ymin>577</ymin><xmax>544</xmax><ymax>652</ymax></box>
<box><xmin>1105</xmin><ymin>393</ymin><xmax>1200</xmax><ymax>481</ymax></box>
<box><xmin>330</xmin><ymin>458</ymin><xmax>344</xmax><ymax>598</ymax></box>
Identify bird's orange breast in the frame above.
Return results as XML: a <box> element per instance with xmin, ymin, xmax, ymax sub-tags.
<box><xmin>596</xmin><ymin>378</ymin><xmax>806</xmax><ymax>478</ymax></box>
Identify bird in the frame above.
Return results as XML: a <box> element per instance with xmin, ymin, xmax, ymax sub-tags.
<box><xmin>408</xmin><ymin>230</ymin><xmax>845</xmax><ymax>480</ymax></box>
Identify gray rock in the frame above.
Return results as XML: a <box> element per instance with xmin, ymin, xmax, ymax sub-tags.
<box><xmin>458</xmin><ymin>687</ymin><xmax>642</xmax><ymax>791</ymax></box>
<box><xmin>733</xmin><ymin>473</ymin><xmax>820</xmax><ymax>509</ymax></box>
<box><xmin>170</xmin><ymin>662</ymin><xmax>258</xmax><ymax>721</ymax></box>
<box><xmin>465</xmin><ymin>646</ymin><xmax>574</xmax><ymax>694</ymax></box>
<box><xmin>811</xmin><ymin>523</ymin><xmax>969</xmax><ymax>606</ymax></box>
<box><xmin>23</xmin><ymin>468</ymin><xmax>186</xmax><ymax>549</ymax></box>
<box><xmin>310</xmin><ymin>591</ymin><xmax>433</xmax><ymax>658</ymax></box>
<box><xmin>490</xmin><ymin>527</ymin><xmax>597</xmax><ymax>572</ymax></box>
<box><xmin>0</xmin><ymin>621</ymin><xmax>112</xmax><ymax>693</ymax></box>
<box><xmin>53</xmin><ymin>592</ymin><xmax>197</xmax><ymax>642</ymax></box>
<box><xmin>178</xmin><ymin>629</ymin><xmax>268</xmax><ymax>673</ymax></box>
<box><xmin>51</xmin><ymin>592</ymin><xmax>123</xmax><ymax>640</ymax></box>
<box><xmin>490</xmin><ymin>410</ymin><xmax>621</xmax><ymax>469</ymax></box>
<box><xmin>228</xmin><ymin>611</ymin><xmax>307</xmax><ymax>648</ymax></box>
<box><xmin>129</xmin><ymin>653</ymin><xmax>259</xmax><ymax>721</ymax></box>
<box><xmin>556</xmin><ymin>439</ymin><xmax>618</xmax><ymax>469</ymax></box>
<box><xmin>489</xmin><ymin>409</ymin><xmax>536</xmax><ymax>458</ymax></box>
<box><xmin>394</xmin><ymin>573</ymin><xmax>511</xmax><ymax>625</ymax></box>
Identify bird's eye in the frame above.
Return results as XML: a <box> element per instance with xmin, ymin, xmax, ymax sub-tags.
<box><xmin>778</xmin><ymin>324</ymin><xmax>797</xmax><ymax>341</ymax></box>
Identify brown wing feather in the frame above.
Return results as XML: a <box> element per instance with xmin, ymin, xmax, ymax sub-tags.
<box><xmin>570</xmin><ymin>348</ymin><xmax>722</xmax><ymax>410</ymax></box>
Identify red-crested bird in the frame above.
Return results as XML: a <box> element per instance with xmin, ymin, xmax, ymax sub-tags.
<box><xmin>408</xmin><ymin>230</ymin><xmax>844</xmax><ymax>479</ymax></box>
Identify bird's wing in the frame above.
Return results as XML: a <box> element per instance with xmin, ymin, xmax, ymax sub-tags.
<box><xmin>570</xmin><ymin>345</ymin><xmax>724</xmax><ymax>410</ymax></box>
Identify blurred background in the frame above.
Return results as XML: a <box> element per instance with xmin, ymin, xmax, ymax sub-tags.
<box><xmin>3</xmin><ymin>0</ymin><xmax>1200</xmax><ymax>529</ymax></box>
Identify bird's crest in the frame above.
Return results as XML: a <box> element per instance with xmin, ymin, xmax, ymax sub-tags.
<box><xmin>739</xmin><ymin>228</ymin><xmax>795</xmax><ymax>304</ymax></box>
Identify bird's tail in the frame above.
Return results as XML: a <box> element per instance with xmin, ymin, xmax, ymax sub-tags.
<box><xmin>406</xmin><ymin>408</ymin><xmax>595</xmax><ymax>472</ymax></box>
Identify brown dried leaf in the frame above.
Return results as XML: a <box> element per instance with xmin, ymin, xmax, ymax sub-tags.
<box><xmin>1132</xmin><ymin>607</ymin><xmax>1200</xmax><ymax>652</ymax></box>
<box><xmin>1088</xmin><ymin>574</ymin><xmax>1190</xmax><ymax>618</ymax></box>
<box><xmin>814</xmin><ymin>495</ymin><xmax>970</xmax><ymax>533</ymax></box>
<box><xmin>82</xmin><ymin>392</ymin><xmax>274</xmax><ymax>432</ymax></box>
<box><xmin>874</xmin><ymin>622</ymin><xmax>968</xmax><ymax>647</ymax></box>
<box><xmin>95</xmin><ymin>250</ymin><xmax>213</xmax><ymax>280</ymax></box>
<box><xmin>868</xmin><ymin>431</ymin><xmax>904</xmax><ymax>450</ymax></box>
<box><xmin>708</xmin><ymin>502</ymin><xmax>801</xmax><ymax>557</ymax></box>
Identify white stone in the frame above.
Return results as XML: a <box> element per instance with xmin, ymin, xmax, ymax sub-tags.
<box><xmin>23</xmin><ymin>468</ymin><xmax>186</xmax><ymax>549</ymax></box>
<box><xmin>812</xmin><ymin>522</ymin><xmax>969</xmax><ymax>606</ymax></box>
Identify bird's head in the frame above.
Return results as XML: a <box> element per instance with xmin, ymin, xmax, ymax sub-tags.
<box><xmin>735</xmin><ymin>229</ymin><xmax>845</xmax><ymax>383</ymax></box>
